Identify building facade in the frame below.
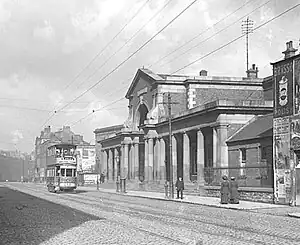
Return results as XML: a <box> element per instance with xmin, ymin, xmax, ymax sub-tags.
<box><xmin>272</xmin><ymin>41</ymin><xmax>300</xmax><ymax>206</ymax></box>
<box><xmin>95</xmin><ymin>65</ymin><xmax>274</xmax><ymax>199</ymax></box>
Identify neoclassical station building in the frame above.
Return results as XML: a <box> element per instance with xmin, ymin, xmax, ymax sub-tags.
<box><xmin>94</xmin><ymin>61</ymin><xmax>277</xmax><ymax>201</ymax></box>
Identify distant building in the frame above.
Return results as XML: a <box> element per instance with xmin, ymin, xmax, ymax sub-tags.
<box><xmin>0</xmin><ymin>152</ymin><xmax>31</xmax><ymax>182</ymax></box>
<box><xmin>34</xmin><ymin>126</ymin><xmax>89</xmax><ymax>183</ymax></box>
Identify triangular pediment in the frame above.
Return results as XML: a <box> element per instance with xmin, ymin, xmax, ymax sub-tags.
<box><xmin>125</xmin><ymin>68</ymin><xmax>163</xmax><ymax>99</ymax></box>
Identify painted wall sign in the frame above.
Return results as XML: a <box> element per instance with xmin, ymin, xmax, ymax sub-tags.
<box><xmin>274</xmin><ymin>61</ymin><xmax>293</xmax><ymax>118</ymax></box>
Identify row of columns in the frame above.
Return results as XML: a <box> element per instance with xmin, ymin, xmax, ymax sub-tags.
<box><xmin>101</xmin><ymin>137</ymin><xmax>139</xmax><ymax>181</ymax></box>
<box><xmin>100</xmin><ymin>124</ymin><xmax>228</xmax><ymax>186</ymax></box>
<box><xmin>143</xmin><ymin>125</ymin><xmax>228</xmax><ymax>184</ymax></box>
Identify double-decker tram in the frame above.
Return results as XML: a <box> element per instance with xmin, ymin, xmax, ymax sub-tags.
<box><xmin>46</xmin><ymin>143</ymin><xmax>77</xmax><ymax>193</ymax></box>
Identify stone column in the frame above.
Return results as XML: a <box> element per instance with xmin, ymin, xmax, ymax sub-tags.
<box><xmin>183</xmin><ymin>132</ymin><xmax>190</xmax><ymax>183</ymax></box>
<box><xmin>155</xmin><ymin>138</ymin><xmax>160</xmax><ymax>182</ymax></box>
<box><xmin>197</xmin><ymin>129</ymin><xmax>205</xmax><ymax>193</ymax></box>
<box><xmin>144</xmin><ymin>137</ymin><xmax>149</xmax><ymax>182</ymax></box>
<box><xmin>101</xmin><ymin>150</ymin><xmax>107</xmax><ymax>176</ymax></box>
<box><xmin>108</xmin><ymin>149</ymin><xmax>113</xmax><ymax>181</ymax></box>
<box><xmin>148</xmin><ymin>137</ymin><xmax>154</xmax><ymax>182</ymax></box>
<box><xmin>131</xmin><ymin>144</ymin><xmax>135</xmax><ymax>179</ymax></box>
<box><xmin>213</xmin><ymin>127</ymin><xmax>217</xmax><ymax>167</ymax></box>
<box><xmin>114</xmin><ymin>148</ymin><xmax>119</xmax><ymax>180</ymax></box>
<box><xmin>160</xmin><ymin>137</ymin><xmax>166</xmax><ymax>182</ymax></box>
<box><xmin>133</xmin><ymin>137</ymin><xmax>139</xmax><ymax>180</ymax></box>
<box><xmin>128</xmin><ymin>144</ymin><xmax>132</xmax><ymax>180</ymax></box>
<box><xmin>122</xmin><ymin>137</ymin><xmax>130</xmax><ymax>179</ymax></box>
<box><xmin>172</xmin><ymin>135</ymin><xmax>177</xmax><ymax>182</ymax></box>
<box><xmin>217</xmin><ymin>124</ymin><xmax>229</xmax><ymax>176</ymax></box>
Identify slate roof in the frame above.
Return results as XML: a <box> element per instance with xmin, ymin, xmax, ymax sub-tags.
<box><xmin>227</xmin><ymin>113</ymin><xmax>273</xmax><ymax>143</ymax></box>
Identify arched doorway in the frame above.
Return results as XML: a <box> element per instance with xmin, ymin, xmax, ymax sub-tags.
<box><xmin>135</xmin><ymin>104</ymin><xmax>149</xmax><ymax>129</ymax></box>
<box><xmin>136</xmin><ymin>103</ymin><xmax>149</xmax><ymax>182</ymax></box>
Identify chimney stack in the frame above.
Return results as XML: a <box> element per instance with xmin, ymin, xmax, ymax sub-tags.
<box><xmin>246</xmin><ymin>64</ymin><xmax>259</xmax><ymax>78</ymax></box>
<box><xmin>63</xmin><ymin>126</ymin><xmax>71</xmax><ymax>133</ymax></box>
<box><xmin>199</xmin><ymin>70</ymin><xmax>208</xmax><ymax>76</ymax></box>
<box><xmin>282</xmin><ymin>41</ymin><xmax>298</xmax><ymax>59</ymax></box>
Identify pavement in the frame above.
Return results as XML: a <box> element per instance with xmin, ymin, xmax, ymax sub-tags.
<box><xmin>28</xmin><ymin>182</ymin><xmax>300</xmax><ymax>217</ymax></box>
<box><xmin>78</xmin><ymin>185</ymin><xmax>285</xmax><ymax>210</ymax></box>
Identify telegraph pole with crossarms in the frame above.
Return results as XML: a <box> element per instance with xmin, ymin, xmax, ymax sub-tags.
<box><xmin>159</xmin><ymin>92</ymin><xmax>180</xmax><ymax>199</ymax></box>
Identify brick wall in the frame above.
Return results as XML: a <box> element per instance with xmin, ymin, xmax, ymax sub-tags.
<box><xmin>162</xmin><ymin>92</ymin><xmax>187</xmax><ymax>116</ymax></box>
<box><xmin>228</xmin><ymin>149</ymin><xmax>240</xmax><ymax>167</ymax></box>
<box><xmin>194</xmin><ymin>88</ymin><xmax>264</xmax><ymax>106</ymax></box>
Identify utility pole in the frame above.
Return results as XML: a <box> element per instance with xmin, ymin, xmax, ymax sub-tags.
<box><xmin>158</xmin><ymin>93</ymin><xmax>179</xmax><ymax>199</ymax></box>
<box><xmin>241</xmin><ymin>17</ymin><xmax>254</xmax><ymax>73</ymax></box>
<box><xmin>168</xmin><ymin>93</ymin><xmax>174</xmax><ymax>199</ymax></box>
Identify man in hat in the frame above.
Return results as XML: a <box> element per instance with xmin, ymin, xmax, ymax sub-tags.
<box><xmin>229</xmin><ymin>176</ymin><xmax>239</xmax><ymax>204</ymax></box>
<box><xmin>175</xmin><ymin>177</ymin><xmax>184</xmax><ymax>199</ymax></box>
<box><xmin>220</xmin><ymin>175</ymin><xmax>229</xmax><ymax>204</ymax></box>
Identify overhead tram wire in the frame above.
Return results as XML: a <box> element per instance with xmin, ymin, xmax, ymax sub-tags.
<box><xmin>75</xmin><ymin>0</ymin><xmax>173</xmax><ymax>91</ymax></box>
<box><xmin>69</xmin><ymin>97</ymin><xmax>126</xmax><ymax>127</ymax></box>
<box><xmin>64</xmin><ymin>3</ymin><xmax>300</xmax><ymax>129</ymax></box>
<box><xmin>159</xmin><ymin>0</ymin><xmax>273</xmax><ymax>69</ymax></box>
<box><xmin>53</xmin><ymin>0</ymin><xmax>199</xmax><ymax>115</ymax></box>
<box><xmin>0</xmin><ymin>104</ymin><xmax>86</xmax><ymax>113</ymax></box>
<box><xmin>39</xmin><ymin>0</ymin><xmax>151</xmax><ymax>129</ymax></box>
<box><xmin>171</xmin><ymin>3</ymin><xmax>300</xmax><ymax>75</ymax></box>
<box><xmin>148</xmin><ymin>0</ymin><xmax>255</xmax><ymax>69</ymax></box>
<box><xmin>87</xmin><ymin>1</ymin><xmax>266</xmax><ymax>101</ymax></box>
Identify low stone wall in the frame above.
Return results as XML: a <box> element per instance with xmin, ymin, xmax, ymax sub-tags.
<box><xmin>205</xmin><ymin>186</ymin><xmax>274</xmax><ymax>204</ymax></box>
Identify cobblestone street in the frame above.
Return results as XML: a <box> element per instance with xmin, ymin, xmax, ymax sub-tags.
<box><xmin>2</xmin><ymin>183</ymin><xmax>300</xmax><ymax>245</ymax></box>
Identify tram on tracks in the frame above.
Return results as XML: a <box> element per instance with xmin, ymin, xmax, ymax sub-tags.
<box><xmin>45</xmin><ymin>142</ymin><xmax>77</xmax><ymax>193</ymax></box>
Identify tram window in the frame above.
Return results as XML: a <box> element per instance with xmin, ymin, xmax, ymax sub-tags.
<box><xmin>61</xmin><ymin>169</ymin><xmax>65</xmax><ymax>177</ymax></box>
<box><xmin>66</xmin><ymin>169</ymin><xmax>72</xmax><ymax>177</ymax></box>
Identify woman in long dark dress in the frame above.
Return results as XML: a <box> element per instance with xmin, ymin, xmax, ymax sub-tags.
<box><xmin>220</xmin><ymin>175</ymin><xmax>229</xmax><ymax>204</ymax></box>
<box><xmin>229</xmin><ymin>176</ymin><xmax>239</xmax><ymax>204</ymax></box>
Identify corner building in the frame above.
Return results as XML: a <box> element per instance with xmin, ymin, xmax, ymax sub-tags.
<box><xmin>95</xmin><ymin>67</ymin><xmax>273</xmax><ymax>198</ymax></box>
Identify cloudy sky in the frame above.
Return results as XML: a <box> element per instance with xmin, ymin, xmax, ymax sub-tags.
<box><xmin>0</xmin><ymin>0</ymin><xmax>299</xmax><ymax>153</ymax></box>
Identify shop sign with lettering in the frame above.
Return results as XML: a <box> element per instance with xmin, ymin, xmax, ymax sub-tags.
<box><xmin>274</xmin><ymin>61</ymin><xmax>293</xmax><ymax>118</ymax></box>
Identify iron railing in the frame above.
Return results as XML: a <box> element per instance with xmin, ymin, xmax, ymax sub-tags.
<box><xmin>204</xmin><ymin>165</ymin><xmax>273</xmax><ymax>188</ymax></box>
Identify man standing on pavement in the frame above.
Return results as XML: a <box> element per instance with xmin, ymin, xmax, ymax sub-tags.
<box><xmin>175</xmin><ymin>177</ymin><xmax>184</xmax><ymax>199</ymax></box>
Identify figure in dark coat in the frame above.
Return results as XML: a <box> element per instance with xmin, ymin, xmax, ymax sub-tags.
<box><xmin>175</xmin><ymin>177</ymin><xmax>184</xmax><ymax>199</ymax></box>
<box><xmin>229</xmin><ymin>177</ymin><xmax>239</xmax><ymax>204</ymax></box>
<box><xmin>100</xmin><ymin>173</ymin><xmax>105</xmax><ymax>184</ymax></box>
<box><xmin>220</xmin><ymin>175</ymin><xmax>230</xmax><ymax>204</ymax></box>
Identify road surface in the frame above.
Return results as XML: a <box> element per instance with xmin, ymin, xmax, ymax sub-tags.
<box><xmin>1</xmin><ymin>183</ymin><xmax>300</xmax><ymax>245</ymax></box>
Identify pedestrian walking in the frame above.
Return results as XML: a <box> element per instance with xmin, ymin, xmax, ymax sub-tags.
<box><xmin>229</xmin><ymin>176</ymin><xmax>239</xmax><ymax>204</ymax></box>
<box><xmin>220</xmin><ymin>175</ymin><xmax>229</xmax><ymax>204</ymax></box>
<box><xmin>175</xmin><ymin>177</ymin><xmax>184</xmax><ymax>199</ymax></box>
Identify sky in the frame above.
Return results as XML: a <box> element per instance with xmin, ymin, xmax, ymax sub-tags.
<box><xmin>0</xmin><ymin>0</ymin><xmax>299</xmax><ymax>153</ymax></box>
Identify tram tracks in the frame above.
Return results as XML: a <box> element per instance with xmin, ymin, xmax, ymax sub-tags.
<box><xmin>4</xmin><ymin>185</ymin><xmax>189</xmax><ymax>244</ymax></box>
<box><xmin>7</xmin><ymin>184</ymin><xmax>300</xmax><ymax>245</ymax></box>
<box><xmin>18</xmin><ymin>185</ymin><xmax>292</xmax><ymax>245</ymax></box>
<box><xmin>61</xmin><ymin>192</ymin><xmax>300</xmax><ymax>245</ymax></box>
